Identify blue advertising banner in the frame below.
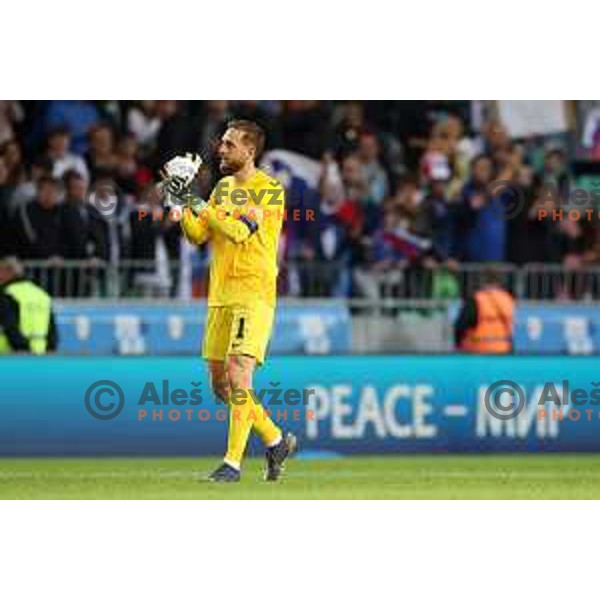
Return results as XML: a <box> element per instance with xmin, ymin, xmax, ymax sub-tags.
<box><xmin>449</xmin><ymin>302</ymin><xmax>600</xmax><ymax>355</ymax></box>
<box><xmin>55</xmin><ymin>301</ymin><xmax>351</xmax><ymax>356</ymax></box>
<box><xmin>2</xmin><ymin>356</ymin><xmax>600</xmax><ymax>456</ymax></box>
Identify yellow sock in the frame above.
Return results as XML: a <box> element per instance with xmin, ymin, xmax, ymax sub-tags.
<box><xmin>224</xmin><ymin>388</ymin><xmax>255</xmax><ymax>468</ymax></box>
<box><xmin>224</xmin><ymin>389</ymin><xmax>282</xmax><ymax>467</ymax></box>
<box><xmin>251</xmin><ymin>401</ymin><xmax>282</xmax><ymax>448</ymax></box>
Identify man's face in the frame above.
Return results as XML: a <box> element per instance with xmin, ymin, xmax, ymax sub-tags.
<box><xmin>545</xmin><ymin>152</ymin><xmax>563</xmax><ymax>173</ymax></box>
<box><xmin>49</xmin><ymin>133</ymin><xmax>70</xmax><ymax>155</ymax></box>
<box><xmin>67</xmin><ymin>177</ymin><xmax>87</xmax><ymax>201</ymax></box>
<box><xmin>91</xmin><ymin>127</ymin><xmax>113</xmax><ymax>153</ymax></box>
<box><xmin>342</xmin><ymin>156</ymin><xmax>363</xmax><ymax>186</ymax></box>
<box><xmin>38</xmin><ymin>182</ymin><xmax>58</xmax><ymax>208</ymax></box>
<box><xmin>218</xmin><ymin>128</ymin><xmax>253</xmax><ymax>175</ymax></box>
<box><xmin>359</xmin><ymin>135</ymin><xmax>379</xmax><ymax>162</ymax></box>
<box><xmin>473</xmin><ymin>158</ymin><xmax>493</xmax><ymax>185</ymax></box>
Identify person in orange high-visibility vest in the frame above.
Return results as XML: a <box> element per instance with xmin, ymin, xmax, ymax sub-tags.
<box><xmin>455</xmin><ymin>266</ymin><xmax>515</xmax><ymax>354</ymax></box>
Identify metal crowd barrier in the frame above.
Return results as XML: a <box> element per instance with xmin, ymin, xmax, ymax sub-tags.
<box><xmin>19</xmin><ymin>260</ymin><xmax>600</xmax><ymax>301</ymax></box>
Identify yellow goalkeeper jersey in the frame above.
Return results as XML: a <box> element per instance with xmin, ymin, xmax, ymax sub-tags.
<box><xmin>181</xmin><ymin>169</ymin><xmax>285</xmax><ymax>308</ymax></box>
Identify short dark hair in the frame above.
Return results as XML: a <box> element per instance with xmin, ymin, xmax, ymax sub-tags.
<box><xmin>63</xmin><ymin>169</ymin><xmax>84</xmax><ymax>186</ymax></box>
<box><xmin>38</xmin><ymin>175</ymin><xmax>59</xmax><ymax>188</ymax></box>
<box><xmin>227</xmin><ymin>119</ymin><xmax>265</xmax><ymax>158</ymax></box>
<box><xmin>48</xmin><ymin>126</ymin><xmax>70</xmax><ymax>139</ymax></box>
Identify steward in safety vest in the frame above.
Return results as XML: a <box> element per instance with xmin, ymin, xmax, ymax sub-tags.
<box><xmin>0</xmin><ymin>257</ymin><xmax>57</xmax><ymax>355</ymax></box>
<box><xmin>455</xmin><ymin>268</ymin><xmax>515</xmax><ymax>354</ymax></box>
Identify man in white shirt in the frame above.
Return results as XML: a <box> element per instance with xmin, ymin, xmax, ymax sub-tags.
<box><xmin>47</xmin><ymin>127</ymin><xmax>89</xmax><ymax>183</ymax></box>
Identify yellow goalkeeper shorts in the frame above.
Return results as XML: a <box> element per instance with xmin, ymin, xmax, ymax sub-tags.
<box><xmin>202</xmin><ymin>303</ymin><xmax>275</xmax><ymax>365</ymax></box>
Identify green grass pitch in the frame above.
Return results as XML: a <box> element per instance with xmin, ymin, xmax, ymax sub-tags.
<box><xmin>2</xmin><ymin>455</ymin><xmax>600</xmax><ymax>499</ymax></box>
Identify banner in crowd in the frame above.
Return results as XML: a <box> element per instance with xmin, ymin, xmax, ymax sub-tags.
<box><xmin>2</xmin><ymin>355</ymin><xmax>599</xmax><ymax>456</ymax></box>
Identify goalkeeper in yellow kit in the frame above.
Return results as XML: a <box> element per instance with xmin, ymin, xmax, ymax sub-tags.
<box><xmin>160</xmin><ymin>120</ymin><xmax>297</xmax><ymax>482</ymax></box>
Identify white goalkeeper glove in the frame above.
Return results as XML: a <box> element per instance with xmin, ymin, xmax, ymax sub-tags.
<box><xmin>159</xmin><ymin>152</ymin><xmax>207</xmax><ymax>213</ymax></box>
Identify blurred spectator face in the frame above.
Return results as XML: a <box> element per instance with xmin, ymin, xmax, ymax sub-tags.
<box><xmin>90</xmin><ymin>126</ymin><xmax>114</xmax><ymax>155</ymax></box>
<box><xmin>395</xmin><ymin>180</ymin><xmax>420</xmax><ymax>210</ymax></box>
<box><xmin>287</xmin><ymin>100</ymin><xmax>318</xmax><ymax>112</ymax></box>
<box><xmin>341</xmin><ymin>155</ymin><xmax>364</xmax><ymax>187</ymax></box>
<box><xmin>156</xmin><ymin>100</ymin><xmax>178</xmax><ymax>120</ymax></box>
<box><xmin>119</xmin><ymin>135</ymin><xmax>138</xmax><ymax>160</ymax></box>
<box><xmin>140</xmin><ymin>100</ymin><xmax>156</xmax><ymax>115</ymax></box>
<box><xmin>428</xmin><ymin>133</ymin><xmax>450</xmax><ymax>155</ymax></box>
<box><xmin>345</xmin><ymin>102</ymin><xmax>364</xmax><ymax>128</ymax></box>
<box><xmin>2</xmin><ymin>140</ymin><xmax>21</xmax><ymax>172</ymax></box>
<box><xmin>358</xmin><ymin>134</ymin><xmax>380</xmax><ymax>163</ymax></box>
<box><xmin>37</xmin><ymin>179</ymin><xmax>59</xmax><ymax>209</ymax></box>
<box><xmin>430</xmin><ymin>179</ymin><xmax>446</xmax><ymax>197</ymax></box>
<box><xmin>485</xmin><ymin>121</ymin><xmax>510</xmax><ymax>151</ymax></box>
<box><xmin>545</xmin><ymin>150</ymin><xmax>564</xmax><ymax>174</ymax></box>
<box><xmin>445</xmin><ymin>115</ymin><xmax>464</xmax><ymax>141</ymax></box>
<box><xmin>206</xmin><ymin>100</ymin><xmax>229</xmax><ymax>118</ymax></box>
<box><xmin>65</xmin><ymin>174</ymin><xmax>87</xmax><ymax>201</ymax></box>
<box><xmin>383</xmin><ymin>208</ymin><xmax>400</xmax><ymax>231</ymax></box>
<box><xmin>472</xmin><ymin>156</ymin><xmax>493</xmax><ymax>185</ymax></box>
<box><xmin>48</xmin><ymin>130</ymin><xmax>71</xmax><ymax>157</ymax></box>
<box><xmin>518</xmin><ymin>165</ymin><xmax>535</xmax><ymax>188</ymax></box>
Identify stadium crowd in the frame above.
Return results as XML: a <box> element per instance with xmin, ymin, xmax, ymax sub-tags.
<box><xmin>0</xmin><ymin>100</ymin><xmax>598</xmax><ymax>299</ymax></box>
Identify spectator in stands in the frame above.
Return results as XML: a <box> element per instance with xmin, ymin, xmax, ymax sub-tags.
<box><xmin>128</xmin><ymin>188</ymin><xmax>180</xmax><ymax>297</ymax></box>
<box><xmin>541</xmin><ymin>147</ymin><xmax>569</xmax><ymax>196</ymax></box>
<box><xmin>44</xmin><ymin>101</ymin><xmax>100</xmax><ymax>155</ymax></box>
<box><xmin>46</xmin><ymin>127</ymin><xmax>89</xmax><ymax>182</ymax></box>
<box><xmin>454</xmin><ymin>154</ymin><xmax>507</xmax><ymax>262</ymax></box>
<box><xmin>0</xmin><ymin>101</ymin><xmax>24</xmax><ymax>146</ymax></box>
<box><xmin>155</xmin><ymin>100</ymin><xmax>198</xmax><ymax>166</ymax></box>
<box><xmin>444</xmin><ymin>114</ymin><xmax>477</xmax><ymax>177</ymax></box>
<box><xmin>14</xmin><ymin>176</ymin><xmax>64</xmax><ymax>260</ymax></box>
<box><xmin>9</xmin><ymin>156</ymin><xmax>53</xmax><ymax>211</ymax></box>
<box><xmin>332</xmin><ymin>101</ymin><xmax>366</xmax><ymax>158</ymax></box>
<box><xmin>4</xmin><ymin>100</ymin><xmax>599</xmax><ymax>302</ymax></box>
<box><xmin>478</xmin><ymin>119</ymin><xmax>511</xmax><ymax>157</ymax></box>
<box><xmin>354</xmin><ymin>205</ymin><xmax>409</xmax><ymax>300</ymax></box>
<box><xmin>115</xmin><ymin>134</ymin><xmax>153</xmax><ymax>196</ymax></box>
<box><xmin>197</xmin><ymin>101</ymin><xmax>231</xmax><ymax>151</ymax></box>
<box><xmin>127</xmin><ymin>101</ymin><xmax>161</xmax><ymax>156</ymax></box>
<box><xmin>86</xmin><ymin>176</ymin><xmax>130</xmax><ymax>265</ymax></box>
<box><xmin>1</xmin><ymin>139</ymin><xmax>26</xmax><ymax>187</ymax></box>
<box><xmin>337</xmin><ymin>154</ymin><xmax>371</xmax><ymax>231</ymax></box>
<box><xmin>86</xmin><ymin>124</ymin><xmax>118</xmax><ymax>180</ymax></box>
<box><xmin>357</xmin><ymin>131</ymin><xmax>389</xmax><ymax>205</ymax></box>
<box><xmin>60</xmin><ymin>171</ymin><xmax>91</xmax><ymax>261</ymax></box>
<box><xmin>281</xmin><ymin>101</ymin><xmax>329</xmax><ymax>159</ymax></box>
<box><xmin>414</xmin><ymin>157</ymin><xmax>456</xmax><ymax>264</ymax></box>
